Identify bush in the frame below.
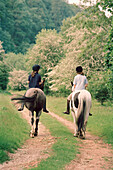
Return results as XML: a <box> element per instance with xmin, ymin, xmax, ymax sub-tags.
<box><xmin>8</xmin><ymin>69</ymin><xmax>28</xmax><ymax>91</ymax></box>
<box><xmin>94</xmin><ymin>83</ymin><xmax>109</xmax><ymax>105</ymax></box>
<box><xmin>49</xmin><ymin>85</ymin><xmax>70</xmax><ymax>97</ymax></box>
<box><xmin>0</xmin><ymin>63</ymin><xmax>9</xmax><ymax>90</ymax></box>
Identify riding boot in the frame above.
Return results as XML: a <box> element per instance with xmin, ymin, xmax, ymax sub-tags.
<box><xmin>89</xmin><ymin>113</ymin><xmax>92</xmax><ymax>116</ymax></box>
<box><xmin>63</xmin><ymin>100</ymin><xmax>70</xmax><ymax>115</ymax></box>
<box><xmin>18</xmin><ymin>103</ymin><xmax>24</xmax><ymax>111</ymax></box>
<box><xmin>43</xmin><ymin>97</ymin><xmax>49</xmax><ymax>113</ymax></box>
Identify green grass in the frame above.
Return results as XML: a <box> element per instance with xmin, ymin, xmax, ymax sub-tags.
<box><xmin>32</xmin><ymin>112</ymin><xmax>79</xmax><ymax>170</ymax></box>
<box><xmin>0</xmin><ymin>93</ymin><xmax>30</xmax><ymax>163</ymax></box>
<box><xmin>47</xmin><ymin>96</ymin><xmax>73</xmax><ymax>122</ymax></box>
<box><xmin>87</xmin><ymin>100</ymin><xmax>113</xmax><ymax>146</ymax></box>
<box><xmin>46</xmin><ymin>96</ymin><xmax>113</xmax><ymax>147</ymax></box>
<box><xmin>0</xmin><ymin>92</ymin><xmax>112</xmax><ymax>169</ymax></box>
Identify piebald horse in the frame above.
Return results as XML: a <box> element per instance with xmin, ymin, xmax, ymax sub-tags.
<box><xmin>11</xmin><ymin>81</ymin><xmax>46</xmax><ymax>138</ymax></box>
<box><xmin>71</xmin><ymin>90</ymin><xmax>92</xmax><ymax>139</ymax></box>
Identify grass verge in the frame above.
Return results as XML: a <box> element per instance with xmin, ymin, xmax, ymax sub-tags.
<box><xmin>46</xmin><ymin>96</ymin><xmax>113</xmax><ymax>147</ymax></box>
<box><xmin>32</xmin><ymin>112</ymin><xmax>79</xmax><ymax>170</ymax></box>
<box><xmin>0</xmin><ymin>93</ymin><xmax>30</xmax><ymax>164</ymax></box>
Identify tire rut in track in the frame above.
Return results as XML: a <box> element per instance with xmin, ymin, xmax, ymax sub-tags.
<box><xmin>49</xmin><ymin>111</ymin><xmax>113</xmax><ymax>170</ymax></box>
<box><xmin>0</xmin><ymin>107</ymin><xmax>55</xmax><ymax>170</ymax></box>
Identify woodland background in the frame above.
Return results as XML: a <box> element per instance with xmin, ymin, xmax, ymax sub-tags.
<box><xmin>0</xmin><ymin>0</ymin><xmax>113</xmax><ymax>105</ymax></box>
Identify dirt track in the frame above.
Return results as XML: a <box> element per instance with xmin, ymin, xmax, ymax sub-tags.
<box><xmin>0</xmin><ymin>108</ymin><xmax>113</xmax><ymax>170</ymax></box>
<box><xmin>49</xmin><ymin>112</ymin><xmax>113</xmax><ymax>170</ymax></box>
<box><xmin>0</xmin><ymin>108</ymin><xmax>55</xmax><ymax>170</ymax></box>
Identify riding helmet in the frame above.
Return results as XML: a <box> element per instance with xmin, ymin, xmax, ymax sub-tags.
<box><xmin>32</xmin><ymin>64</ymin><xmax>40</xmax><ymax>71</ymax></box>
<box><xmin>76</xmin><ymin>66</ymin><xmax>83</xmax><ymax>73</ymax></box>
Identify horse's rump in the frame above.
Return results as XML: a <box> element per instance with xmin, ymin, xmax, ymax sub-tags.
<box><xmin>71</xmin><ymin>90</ymin><xmax>91</xmax><ymax>137</ymax></box>
<box><xmin>25</xmin><ymin>88</ymin><xmax>45</xmax><ymax>111</ymax></box>
<box><xmin>11</xmin><ymin>88</ymin><xmax>45</xmax><ymax>111</ymax></box>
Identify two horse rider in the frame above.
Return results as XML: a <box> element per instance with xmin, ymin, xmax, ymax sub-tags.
<box><xmin>18</xmin><ymin>64</ymin><xmax>91</xmax><ymax>115</ymax></box>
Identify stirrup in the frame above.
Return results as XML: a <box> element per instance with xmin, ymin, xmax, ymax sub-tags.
<box><xmin>43</xmin><ymin>109</ymin><xmax>49</xmax><ymax>113</ymax></box>
<box><xmin>63</xmin><ymin>111</ymin><xmax>70</xmax><ymax>115</ymax></box>
<box><xmin>18</xmin><ymin>108</ymin><xmax>23</xmax><ymax>111</ymax></box>
<box><xmin>89</xmin><ymin>113</ymin><xmax>92</xmax><ymax>116</ymax></box>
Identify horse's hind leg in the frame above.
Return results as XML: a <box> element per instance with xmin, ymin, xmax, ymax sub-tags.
<box><xmin>82</xmin><ymin>120</ymin><xmax>87</xmax><ymax>138</ymax></box>
<box><xmin>30</xmin><ymin>111</ymin><xmax>35</xmax><ymax>138</ymax></box>
<box><xmin>74</xmin><ymin>122</ymin><xmax>79</xmax><ymax>137</ymax></box>
<box><xmin>34</xmin><ymin>114</ymin><xmax>39</xmax><ymax>136</ymax></box>
<box><xmin>34</xmin><ymin>111</ymin><xmax>41</xmax><ymax>136</ymax></box>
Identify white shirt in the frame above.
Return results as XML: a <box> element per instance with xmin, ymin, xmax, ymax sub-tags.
<box><xmin>73</xmin><ymin>74</ymin><xmax>88</xmax><ymax>90</ymax></box>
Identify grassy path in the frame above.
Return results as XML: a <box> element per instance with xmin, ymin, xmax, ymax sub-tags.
<box><xmin>0</xmin><ymin>93</ymin><xmax>113</xmax><ymax>169</ymax></box>
<box><xmin>47</xmin><ymin>111</ymin><xmax>113</xmax><ymax>170</ymax></box>
<box><xmin>47</xmin><ymin>96</ymin><xmax>113</xmax><ymax>146</ymax></box>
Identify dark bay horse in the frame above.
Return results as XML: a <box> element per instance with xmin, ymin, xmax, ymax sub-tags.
<box><xmin>11</xmin><ymin>80</ymin><xmax>46</xmax><ymax>138</ymax></box>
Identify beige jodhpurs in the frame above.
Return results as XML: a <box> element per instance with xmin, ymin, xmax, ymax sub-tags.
<box><xmin>67</xmin><ymin>92</ymin><xmax>73</xmax><ymax>101</ymax></box>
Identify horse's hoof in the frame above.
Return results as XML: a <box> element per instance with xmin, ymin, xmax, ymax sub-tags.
<box><xmin>34</xmin><ymin>132</ymin><xmax>38</xmax><ymax>136</ymax></box>
<box><xmin>31</xmin><ymin>135</ymin><xmax>34</xmax><ymax>138</ymax></box>
<box><xmin>74</xmin><ymin>133</ymin><xmax>79</xmax><ymax>137</ymax></box>
<box><xmin>79</xmin><ymin>135</ymin><xmax>85</xmax><ymax>139</ymax></box>
<box><xmin>30</xmin><ymin>133</ymin><xmax>34</xmax><ymax>138</ymax></box>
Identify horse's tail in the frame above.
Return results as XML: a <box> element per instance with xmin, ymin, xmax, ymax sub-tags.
<box><xmin>76</xmin><ymin>97</ymin><xmax>86</xmax><ymax>132</ymax></box>
<box><xmin>11</xmin><ymin>93</ymin><xmax>37</xmax><ymax>103</ymax></box>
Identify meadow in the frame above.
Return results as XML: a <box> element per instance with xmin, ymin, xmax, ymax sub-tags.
<box><xmin>0</xmin><ymin>92</ymin><xmax>113</xmax><ymax>167</ymax></box>
<box><xmin>0</xmin><ymin>92</ymin><xmax>30</xmax><ymax>163</ymax></box>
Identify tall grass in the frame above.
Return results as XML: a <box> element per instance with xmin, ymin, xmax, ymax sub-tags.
<box><xmin>46</xmin><ymin>96</ymin><xmax>113</xmax><ymax>147</ymax></box>
<box><xmin>0</xmin><ymin>93</ymin><xmax>30</xmax><ymax>163</ymax></box>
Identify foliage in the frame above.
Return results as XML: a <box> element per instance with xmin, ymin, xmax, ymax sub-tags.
<box><xmin>0</xmin><ymin>63</ymin><xmax>9</xmax><ymax>90</ymax></box>
<box><xmin>8</xmin><ymin>69</ymin><xmax>28</xmax><ymax>91</ymax></box>
<box><xmin>0</xmin><ymin>93</ymin><xmax>30</xmax><ymax>163</ymax></box>
<box><xmin>97</xmin><ymin>0</ymin><xmax>113</xmax><ymax>14</ymax></box>
<box><xmin>48</xmin><ymin>7</ymin><xmax>111</xmax><ymax>92</ymax></box>
<box><xmin>0</xmin><ymin>0</ymin><xmax>80</xmax><ymax>54</ymax></box>
<box><xmin>82</xmin><ymin>0</ymin><xmax>113</xmax><ymax>13</ymax></box>
<box><xmin>4</xmin><ymin>52</ymin><xmax>26</xmax><ymax>71</ymax></box>
<box><xmin>104</xmin><ymin>17</ymin><xmax>113</xmax><ymax>99</ymax></box>
<box><xmin>26</xmin><ymin>29</ymin><xmax>65</xmax><ymax>76</ymax></box>
<box><xmin>0</xmin><ymin>41</ymin><xmax>5</xmax><ymax>61</ymax></box>
<box><xmin>94</xmin><ymin>83</ymin><xmax>109</xmax><ymax>105</ymax></box>
<box><xmin>49</xmin><ymin>85</ymin><xmax>70</xmax><ymax>97</ymax></box>
<box><xmin>0</xmin><ymin>41</ymin><xmax>9</xmax><ymax>90</ymax></box>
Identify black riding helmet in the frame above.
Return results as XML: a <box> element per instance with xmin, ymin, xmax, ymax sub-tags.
<box><xmin>32</xmin><ymin>64</ymin><xmax>40</xmax><ymax>71</ymax></box>
<box><xmin>76</xmin><ymin>66</ymin><xmax>83</xmax><ymax>73</ymax></box>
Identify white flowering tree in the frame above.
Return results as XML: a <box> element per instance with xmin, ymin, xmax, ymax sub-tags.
<box><xmin>8</xmin><ymin>69</ymin><xmax>28</xmax><ymax>91</ymax></box>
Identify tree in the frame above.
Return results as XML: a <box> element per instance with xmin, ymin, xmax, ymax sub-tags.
<box><xmin>94</xmin><ymin>83</ymin><xmax>109</xmax><ymax>105</ymax></box>
<box><xmin>8</xmin><ymin>69</ymin><xmax>28</xmax><ymax>91</ymax></box>
<box><xmin>26</xmin><ymin>29</ymin><xmax>65</xmax><ymax>75</ymax></box>
<box><xmin>104</xmin><ymin>18</ymin><xmax>113</xmax><ymax>99</ymax></box>
<box><xmin>0</xmin><ymin>0</ymin><xmax>80</xmax><ymax>53</ymax></box>
<box><xmin>0</xmin><ymin>41</ymin><xmax>9</xmax><ymax>90</ymax></box>
<box><xmin>0</xmin><ymin>63</ymin><xmax>9</xmax><ymax>90</ymax></box>
<box><xmin>4</xmin><ymin>52</ymin><xmax>26</xmax><ymax>71</ymax></box>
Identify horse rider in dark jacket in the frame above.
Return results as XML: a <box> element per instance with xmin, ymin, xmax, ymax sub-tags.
<box><xmin>18</xmin><ymin>64</ymin><xmax>49</xmax><ymax>113</ymax></box>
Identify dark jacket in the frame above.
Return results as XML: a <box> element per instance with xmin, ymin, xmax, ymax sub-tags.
<box><xmin>28</xmin><ymin>73</ymin><xmax>41</xmax><ymax>88</ymax></box>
